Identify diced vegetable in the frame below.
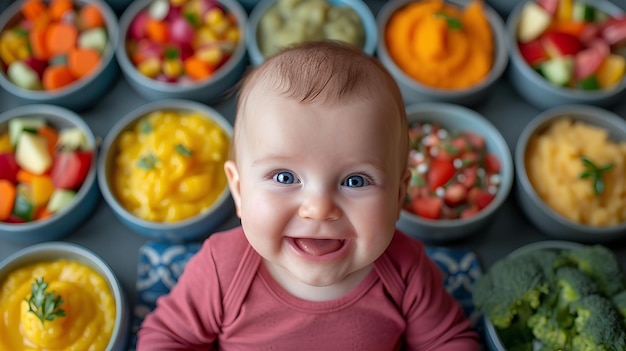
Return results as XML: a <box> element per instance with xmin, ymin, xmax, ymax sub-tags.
<box><xmin>519</xmin><ymin>39</ymin><xmax>549</xmax><ymax>66</ymax></box>
<box><xmin>12</xmin><ymin>186</ymin><xmax>36</xmax><ymax>221</ymax></box>
<box><xmin>31</xmin><ymin>175</ymin><xmax>55</xmax><ymax>207</ymax></box>
<box><xmin>15</xmin><ymin>133</ymin><xmax>52</xmax><ymax>175</ymax></box>
<box><xmin>7</xmin><ymin>61</ymin><xmax>42</xmax><ymax>90</ymax></box>
<box><xmin>8</xmin><ymin>117</ymin><xmax>46</xmax><ymax>146</ymax></box>
<box><xmin>50</xmin><ymin>150</ymin><xmax>93</xmax><ymax>190</ymax></box>
<box><xmin>0</xmin><ymin>153</ymin><xmax>20</xmax><ymax>183</ymax></box>
<box><xmin>518</xmin><ymin>2</ymin><xmax>552</xmax><ymax>42</ymax></box>
<box><xmin>596</xmin><ymin>54</ymin><xmax>626</xmax><ymax>87</ymax></box>
<box><xmin>77</xmin><ymin>28</ymin><xmax>108</xmax><ymax>54</ymax></box>
<box><xmin>0</xmin><ymin>180</ymin><xmax>16</xmax><ymax>221</ymax></box>
<box><xmin>541</xmin><ymin>31</ymin><xmax>582</xmax><ymax>56</ymax></box>
<box><xmin>572</xmin><ymin>2</ymin><xmax>595</xmax><ymax>22</ymax></box>
<box><xmin>57</xmin><ymin>127</ymin><xmax>89</xmax><ymax>150</ymax></box>
<box><xmin>46</xmin><ymin>189</ymin><xmax>76</xmax><ymax>213</ymax></box>
<box><xmin>540</xmin><ymin>56</ymin><xmax>574</xmax><ymax>86</ymax></box>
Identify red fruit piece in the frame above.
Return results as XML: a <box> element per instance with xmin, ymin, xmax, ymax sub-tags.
<box><xmin>428</xmin><ymin>157</ymin><xmax>456</xmax><ymax>192</ymax></box>
<box><xmin>542</xmin><ymin>31</ymin><xmax>583</xmax><ymax>57</ymax></box>
<box><xmin>444</xmin><ymin>183</ymin><xmax>468</xmax><ymax>207</ymax></box>
<box><xmin>129</xmin><ymin>10</ymin><xmax>151</xmax><ymax>40</ymax></box>
<box><xmin>537</xmin><ymin>0</ymin><xmax>558</xmax><ymax>15</ymax></box>
<box><xmin>519</xmin><ymin>38</ymin><xmax>549</xmax><ymax>66</ymax></box>
<box><xmin>50</xmin><ymin>150</ymin><xmax>93</xmax><ymax>190</ymax></box>
<box><xmin>601</xmin><ymin>16</ymin><xmax>626</xmax><ymax>46</ymax></box>
<box><xmin>575</xmin><ymin>42</ymin><xmax>609</xmax><ymax>79</ymax></box>
<box><xmin>0</xmin><ymin>153</ymin><xmax>19</xmax><ymax>184</ymax></box>
<box><xmin>469</xmin><ymin>189</ymin><xmax>495</xmax><ymax>210</ymax></box>
<box><xmin>411</xmin><ymin>197</ymin><xmax>442</xmax><ymax>220</ymax></box>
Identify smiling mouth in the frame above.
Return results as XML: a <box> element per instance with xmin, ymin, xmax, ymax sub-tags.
<box><xmin>291</xmin><ymin>238</ymin><xmax>346</xmax><ymax>256</ymax></box>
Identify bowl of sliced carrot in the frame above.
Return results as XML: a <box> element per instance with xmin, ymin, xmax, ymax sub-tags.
<box><xmin>376</xmin><ymin>0</ymin><xmax>509</xmax><ymax>106</ymax></box>
<box><xmin>0</xmin><ymin>0</ymin><xmax>119</xmax><ymax>112</ymax></box>
<box><xmin>0</xmin><ymin>104</ymin><xmax>100</xmax><ymax>244</ymax></box>
<box><xmin>116</xmin><ymin>0</ymin><xmax>248</xmax><ymax>103</ymax></box>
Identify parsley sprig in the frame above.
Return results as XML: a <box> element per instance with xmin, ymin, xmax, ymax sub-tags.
<box><xmin>434</xmin><ymin>12</ymin><xmax>463</xmax><ymax>30</ymax></box>
<box><xmin>24</xmin><ymin>277</ymin><xmax>66</xmax><ymax>324</ymax></box>
<box><xmin>579</xmin><ymin>157</ymin><xmax>614</xmax><ymax>196</ymax></box>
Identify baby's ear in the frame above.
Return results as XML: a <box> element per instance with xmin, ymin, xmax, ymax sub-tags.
<box><xmin>224</xmin><ymin>160</ymin><xmax>242</xmax><ymax>218</ymax></box>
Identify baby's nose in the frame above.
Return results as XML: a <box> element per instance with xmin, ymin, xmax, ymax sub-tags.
<box><xmin>298</xmin><ymin>190</ymin><xmax>342</xmax><ymax>221</ymax></box>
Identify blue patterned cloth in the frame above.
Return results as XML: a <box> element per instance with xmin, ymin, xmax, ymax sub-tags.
<box><xmin>130</xmin><ymin>242</ymin><xmax>483</xmax><ymax>350</ymax></box>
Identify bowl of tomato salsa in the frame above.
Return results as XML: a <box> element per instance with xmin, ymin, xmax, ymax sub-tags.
<box><xmin>396</xmin><ymin>102</ymin><xmax>514</xmax><ymax>243</ymax></box>
<box><xmin>0</xmin><ymin>104</ymin><xmax>99</xmax><ymax>244</ymax></box>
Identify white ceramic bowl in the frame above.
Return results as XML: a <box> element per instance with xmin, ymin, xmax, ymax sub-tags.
<box><xmin>376</xmin><ymin>0</ymin><xmax>509</xmax><ymax>106</ymax></box>
<box><xmin>97</xmin><ymin>99</ymin><xmax>234</xmax><ymax>241</ymax></box>
<box><xmin>0</xmin><ymin>104</ymin><xmax>99</xmax><ymax>244</ymax></box>
<box><xmin>116</xmin><ymin>0</ymin><xmax>248</xmax><ymax>102</ymax></box>
<box><xmin>245</xmin><ymin>0</ymin><xmax>378</xmax><ymax>66</ymax></box>
<box><xmin>0</xmin><ymin>241</ymin><xmax>130</xmax><ymax>351</ymax></box>
<box><xmin>396</xmin><ymin>102</ymin><xmax>514</xmax><ymax>243</ymax></box>
<box><xmin>0</xmin><ymin>0</ymin><xmax>120</xmax><ymax>111</ymax></box>
<box><xmin>515</xmin><ymin>104</ymin><xmax>626</xmax><ymax>243</ymax></box>
<box><xmin>506</xmin><ymin>0</ymin><xmax>626</xmax><ymax>110</ymax></box>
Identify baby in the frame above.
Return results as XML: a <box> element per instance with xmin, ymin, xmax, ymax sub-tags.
<box><xmin>137</xmin><ymin>41</ymin><xmax>479</xmax><ymax>350</ymax></box>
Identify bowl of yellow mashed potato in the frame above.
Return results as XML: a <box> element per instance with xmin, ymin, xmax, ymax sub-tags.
<box><xmin>515</xmin><ymin>104</ymin><xmax>626</xmax><ymax>243</ymax></box>
<box><xmin>376</xmin><ymin>0</ymin><xmax>509</xmax><ymax>106</ymax></box>
<box><xmin>0</xmin><ymin>241</ymin><xmax>130</xmax><ymax>351</ymax></box>
<box><xmin>97</xmin><ymin>99</ymin><xmax>234</xmax><ymax>241</ymax></box>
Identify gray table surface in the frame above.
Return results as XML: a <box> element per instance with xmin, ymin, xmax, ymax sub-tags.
<box><xmin>1</xmin><ymin>0</ymin><xmax>626</xmax><ymax>321</ymax></box>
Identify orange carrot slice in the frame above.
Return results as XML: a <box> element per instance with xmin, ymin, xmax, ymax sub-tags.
<box><xmin>29</xmin><ymin>26</ymin><xmax>50</xmax><ymax>60</ymax></box>
<box><xmin>184</xmin><ymin>57</ymin><xmax>214</xmax><ymax>80</ymax></box>
<box><xmin>17</xmin><ymin>169</ymin><xmax>37</xmax><ymax>184</ymax></box>
<box><xmin>21</xmin><ymin>0</ymin><xmax>47</xmax><ymax>22</ymax></box>
<box><xmin>43</xmin><ymin>65</ymin><xmax>76</xmax><ymax>90</ymax></box>
<box><xmin>146</xmin><ymin>19</ymin><xmax>169</xmax><ymax>43</ymax></box>
<box><xmin>46</xmin><ymin>22</ymin><xmax>78</xmax><ymax>56</ymax></box>
<box><xmin>0</xmin><ymin>180</ymin><xmax>16</xmax><ymax>221</ymax></box>
<box><xmin>50</xmin><ymin>0</ymin><xmax>74</xmax><ymax>21</ymax></box>
<box><xmin>35</xmin><ymin>206</ymin><xmax>54</xmax><ymax>220</ymax></box>
<box><xmin>68</xmin><ymin>48</ymin><xmax>101</xmax><ymax>78</ymax></box>
<box><xmin>37</xmin><ymin>125</ymin><xmax>59</xmax><ymax>156</ymax></box>
<box><xmin>79</xmin><ymin>3</ymin><xmax>105</xmax><ymax>29</ymax></box>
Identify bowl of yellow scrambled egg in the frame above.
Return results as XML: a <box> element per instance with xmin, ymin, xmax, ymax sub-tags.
<box><xmin>97</xmin><ymin>99</ymin><xmax>234</xmax><ymax>241</ymax></box>
<box><xmin>0</xmin><ymin>241</ymin><xmax>130</xmax><ymax>351</ymax></box>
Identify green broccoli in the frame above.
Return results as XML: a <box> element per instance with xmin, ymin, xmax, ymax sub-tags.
<box><xmin>569</xmin><ymin>294</ymin><xmax>626</xmax><ymax>351</ymax></box>
<box><xmin>527</xmin><ymin>296</ymin><xmax>571</xmax><ymax>350</ymax></box>
<box><xmin>612</xmin><ymin>290</ymin><xmax>626</xmax><ymax>327</ymax></box>
<box><xmin>561</xmin><ymin>245</ymin><xmax>626</xmax><ymax>297</ymax></box>
<box><xmin>555</xmin><ymin>266</ymin><xmax>598</xmax><ymax>312</ymax></box>
<box><xmin>473</xmin><ymin>249</ymin><xmax>557</xmax><ymax>329</ymax></box>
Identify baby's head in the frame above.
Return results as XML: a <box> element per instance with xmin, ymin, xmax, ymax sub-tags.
<box><xmin>225</xmin><ymin>41</ymin><xmax>410</xmax><ymax>298</ymax></box>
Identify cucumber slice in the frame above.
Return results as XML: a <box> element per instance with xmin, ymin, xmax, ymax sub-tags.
<box><xmin>8</xmin><ymin>117</ymin><xmax>46</xmax><ymax>147</ymax></box>
<box><xmin>572</xmin><ymin>2</ymin><xmax>595</xmax><ymax>22</ymax></box>
<box><xmin>540</xmin><ymin>57</ymin><xmax>574</xmax><ymax>86</ymax></box>
<box><xmin>47</xmin><ymin>189</ymin><xmax>77</xmax><ymax>213</ymax></box>
<box><xmin>77</xmin><ymin>28</ymin><xmax>108</xmax><ymax>54</ymax></box>
<box><xmin>57</xmin><ymin>127</ymin><xmax>89</xmax><ymax>151</ymax></box>
<box><xmin>12</xmin><ymin>185</ymin><xmax>35</xmax><ymax>221</ymax></box>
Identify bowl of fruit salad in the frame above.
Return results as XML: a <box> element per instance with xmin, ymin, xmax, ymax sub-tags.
<box><xmin>0</xmin><ymin>0</ymin><xmax>119</xmax><ymax>112</ymax></box>
<box><xmin>396</xmin><ymin>102</ymin><xmax>514</xmax><ymax>243</ymax></box>
<box><xmin>116</xmin><ymin>0</ymin><xmax>248</xmax><ymax>102</ymax></box>
<box><xmin>507</xmin><ymin>0</ymin><xmax>626</xmax><ymax>110</ymax></box>
<box><xmin>515</xmin><ymin>104</ymin><xmax>626</xmax><ymax>243</ymax></box>
<box><xmin>0</xmin><ymin>104</ymin><xmax>99</xmax><ymax>244</ymax></box>
<box><xmin>376</xmin><ymin>0</ymin><xmax>509</xmax><ymax>106</ymax></box>
<box><xmin>246</xmin><ymin>0</ymin><xmax>377</xmax><ymax>66</ymax></box>
<box><xmin>97</xmin><ymin>99</ymin><xmax>234</xmax><ymax>241</ymax></box>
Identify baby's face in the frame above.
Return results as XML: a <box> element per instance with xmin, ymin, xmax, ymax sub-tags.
<box><xmin>225</xmin><ymin>89</ymin><xmax>408</xmax><ymax>293</ymax></box>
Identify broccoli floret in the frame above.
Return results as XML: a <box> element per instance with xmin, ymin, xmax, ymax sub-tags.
<box><xmin>473</xmin><ymin>249</ymin><xmax>556</xmax><ymax>329</ymax></box>
<box><xmin>570</xmin><ymin>295</ymin><xmax>626</xmax><ymax>351</ymax></box>
<box><xmin>527</xmin><ymin>296</ymin><xmax>572</xmax><ymax>350</ymax></box>
<box><xmin>612</xmin><ymin>290</ymin><xmax>626</xmax><ymax>327</ymax></box>
<box><xmin>555</xmin><ymin>266</ymin><xmax>598</xmax><ymax>310</ymax></box>
<box><xmin>561</xmin><ymin>245</ymin><xmax>626</xmax><ymax>297</ymax></box>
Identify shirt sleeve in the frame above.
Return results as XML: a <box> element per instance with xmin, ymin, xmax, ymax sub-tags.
<box><xmin>136</xmin><ymin>239</ymin><xmax>223</xmax><ymax>350</ymax></box>
<box><xmin>402</xmin><ymin>240</ymin><xmax>480</xmax><ymax>351</ymax></box>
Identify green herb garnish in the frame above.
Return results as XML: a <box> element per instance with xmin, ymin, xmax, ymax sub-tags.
<box><xmin>434</xmin><ymin>12</ymin><xmax>463</xmax><ymax>30</ymax></box>
<box><xmin>139</xmin><ymin>119</ymin><xmax>153</xmax><ymax>134</ymax></box>
<box><xmin>175</xmin><ymin>143</ymin><xmax>193</xmax><ymax>156</ymax></box>
<box><xmin>24</xmin><ymin>277</ymin><xmax>66</xmax><ymax>324</ymax></box>
<box><xmin>164</xmin><ymin>47</ymin><xmax>179</xmax><ymax>60</ymax></box>
<box><xmin>579</xmin><ymin>157</ymin><xmax>614</xmax><ymax>196</ymax></box>
<box><xmin>137</xmin><ymin>153</ymin><xmax>159</xmax><ymax>170</ymax></box>
<box><xmin>183</xmin><ymin>12</ymin><xmax>200</xmax><ymax>27</ymax></box>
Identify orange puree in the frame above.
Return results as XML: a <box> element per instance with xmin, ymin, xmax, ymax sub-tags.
<box><xmin>385</xmin><ymin>0</ymin><xmax>493</xmax><ymax>89</ymax></box>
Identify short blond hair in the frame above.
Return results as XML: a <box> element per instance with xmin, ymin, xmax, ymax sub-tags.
<box><xmin>232</xmin><ymin>41</ymin><xmax>409</xmax><ymax>167</ymax></box>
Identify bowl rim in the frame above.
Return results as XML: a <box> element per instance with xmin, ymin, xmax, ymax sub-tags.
<box><xmin>245</xmin><ymin>0</ymin><xmax>378</xmax><ymax>67</ymax></box>
<box><xmin>97</xmin><ymin>98</ymin><xmax>233</xmax><ymax>231</ymax></box>
<box><xmin>0</xmin><ymin>241</ymin><xmax>128</xmax><ymax>351</ymax></box>
<box><xmin>0</xmin><ymin>0</ymin><xmax>120</xmax><ymax>99</ymax></box>
<box><xmin>399</xmin><ymin>102</ymin><xmax>514</xmax><ymax>228</ymax></box>
<box><xmin>115</xmin><ymin>0</ymin><xmax>248</xmax><ymax>93</ymax></box>
<box><xmin>483</xmin><ymin>239</ymin><xmax>584</xmax><ymax>350</ymax></box>
<box><xmin>506</xmin><ymin>0</ymin><xmax>626</xmax><ymax>100</ymax></box>
<box><xmin>0</xmin><ymin>104</ymin><xmax>98</xmax><ymax>233</ymax></box>
<box><xmin>375</xmin><ymin>0</ymin><xmax>509</xmax><ymax>97</ymax></box>
<box><xmin>514</xmin><ymin>104</ymin><xmax>626</xmax><ymax>234</ymax></box>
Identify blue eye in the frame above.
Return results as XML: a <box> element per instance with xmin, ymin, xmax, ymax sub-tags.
<box><xmin>274</xmin><ymin>171</ymin><xmax>297</xmax><ymax>184</ymax></box>
<box><xmin>343</xmin><ymin>175</ymin><xmax>368</xmax><ymax>188</ymax></box>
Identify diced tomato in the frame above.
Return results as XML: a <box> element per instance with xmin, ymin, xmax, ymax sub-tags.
<box><xmin>537</xmin><ymin>0</ymin><xmax>558</xmax><ymax>15</ymax></box>
<box><xmin>444</xmin><ymin>183</ymin><xmax>467</xmax><ymax>207</ymax></box>
<box><xmin>427</xmin><ymin>157</ymin><xmax>456</xmax><ymax>192</ymax></box>
<box><xmin>575</xmin><ymin>44</ymin><xmax>608</xmax><ymax>79</ymax></box>
<box><xmin>411</xmin><ymin>197</ymin><xmax>442</xmax><ymax>220</ymax></box>
<box><xmin>580</xmin><ymin>23</ymin><xmax>601</xmax><ymax>45</ymax></box>
<box><xmin>483</xmin><ymin>153</ymin><xmax>501</xmax><ymax>174</ymax></box>
<box><xmin>50</xmin><ymin>150</ymin><xmax>93</xmax><ymax>190</ymax></box>
<box><xmin>463</xmin><ymin>132</ymin><xmax>486</xmax><ymax>150</ymax></box>
<box><xmin>468</xmin><ymin>189</ymin><xmax>495</xmax><ymax>210</ymax></box>
<box><xmin>450</xmin><ymin>136</ymin><xmax>470</xmax><ymax>152</ymax></box>
<box><xmin>541</xmin><ymin>31</ymin><xmax>583</xmax><ymax>56</ymax></box>
<box><xmin>460</xmin><ymin>165</ymin><xmax>478</xmax><ymax>189</ymax></box>
<box><xmin>462</xmin><ymin>151</ymin><xmax>479</xmax><ymax>166</ymax></box>
<box><xmin>0</xmin><ymin>153</ymin><xmax>19</xmax><ymax>184</ymax></box>
<box><xmin>460</xmin><ymin>206</ymin><xmax>479</xmax><ymax>219</ymax></box>
<box><xmin>519</xmin><ymin>38</ymin><xmax>549</xmax><ymax>66</ymax></box>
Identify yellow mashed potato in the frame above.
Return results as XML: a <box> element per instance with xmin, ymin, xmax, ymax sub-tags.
<box><xmin>113</xmin><ymin>110</ymin><xmax>230</xmax><ymax>222</ymax></box>
<box><xmin>0</xmin><ymin>260</ymin><xmax>116</xmax><ymax>351</ymax></box>
<box><xmin>525</xmin><ymin>118</ymin><xmax>626</xmax><ymax>226</ymax></box>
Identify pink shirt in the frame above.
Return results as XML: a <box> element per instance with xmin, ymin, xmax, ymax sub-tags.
<box><xmin>137</xmin><ymin>227</ymin><xmax>479</xmax><ymax>351</ymax></box>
